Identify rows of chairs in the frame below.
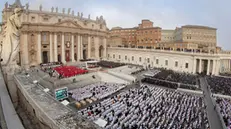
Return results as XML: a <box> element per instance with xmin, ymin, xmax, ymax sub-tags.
<box><xmin>54</xmin><ymin>66</ymin><xmax>88</xmax><ymax>78</ymax></box>
<box><xmin>206</xmin><ymin>76</ymin><xmax>231</xmax><ymax>96</ymax></box>
<box><xmin>79</xmin><ymin>84</ymin><xmax>209</xmax><ymax>129</ymax></box>
<box><xmin>216</xmin><ymin>97</ymin><xmax>231</xmax><ymax>128</ymax></box>
<box><xmin>98</xmin><ymin>61</ymin><xmax>125</xmax><ymax>68</ymax></box>
<box><xmin>70</xmin><ymin>82</ymin><xmax>126</xmax><ymax>102</ymax></box>
<box><xmin>154</xmin><ymin>69</ymin><xmax>197</xmax><ymax>85</ymax></box>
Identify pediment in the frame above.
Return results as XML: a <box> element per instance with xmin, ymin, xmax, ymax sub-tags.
<box><xmin>54</xmin><ymin>20</ymin><xmax>83</xmax><ymax>28</ymax></box>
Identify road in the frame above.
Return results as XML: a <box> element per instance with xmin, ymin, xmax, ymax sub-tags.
<box><xmin>200</xmin><ymin>77</ymin><xmax>224</xmax><ymax>129</ymax></box>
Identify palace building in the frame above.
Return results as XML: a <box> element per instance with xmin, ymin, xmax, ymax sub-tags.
<box><xmin>109</xmin><ymin>20</ymin><xmax>217</xmax><ymax>52</ymax></box>
<box><xmin>1</xmin><ymin>0</ymin><xmax>108</xmax><ymax>68</ymax></box>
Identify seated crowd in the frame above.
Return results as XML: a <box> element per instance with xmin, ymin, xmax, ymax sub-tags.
<box><xmin>79</xmin><ymin>84</ymin><xmax>209</xmax><ymax>129</ymax></box>
<box><xmin>98</xmin><ymin>61</ymin><xmax>125</xmax><ymax>68</ymax></box>
<box><xmin>215</xmin><ymin>98</ymin><xmax>231</xmax><ymax>128</ymax></box>
<box><xmin>220</xmin><ymin>73</ymin><xmax>231</xmax><ymax>77</ymax></box>
<box><xmin>153</xmin><ymin>69</ymin><xmax>198</xmax><ymax>85</ymax></box>
<box><xmin>141</xmin><ymin>78</ymin><xmax>198</xmax><ymax>90</ymax></box>
<box><xmin>70</xmin><ymin>82</ymin><xmax>126</xmax><ymax>101</ymax></box>
<box><xmin>54</xmin><ymin>66</ymin><xmax>88</xmax><ymax>78</ymax></box>
<box><xmin>206</xmin><ymin>76</ymin><xmax>231</xmax><ymax>96</ymax></box>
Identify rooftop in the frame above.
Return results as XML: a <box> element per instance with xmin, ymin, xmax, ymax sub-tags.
<box><xmin>182</xmin><ymin>25</ymin><xmax>217</xmax><ymax>30</ymax></box>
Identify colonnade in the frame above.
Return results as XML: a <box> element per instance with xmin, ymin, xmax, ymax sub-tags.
<box><xmin>193</xmin><ymin>58</ymin><xmax>223</xmax><ymax>75</ymax></box>
<box><xmin>32</xmin><ymin>32</ymin><xmax>107</xmax><ymax>64</ymax></box>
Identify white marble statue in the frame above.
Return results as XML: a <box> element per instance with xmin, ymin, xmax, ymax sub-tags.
<box><xmin>68</xmin><ymin>8</ymin><xmax>71</xmax><ymax>15</ymax></box>
<box><xmin>1</xmin><ymin>8</ymin><xmax>23</xmax><ymax>68</ymax></box>
<box><xmin>26</xmin><ymin>3</ymin><xmax>29</xmax><ymax>10</ymax></box>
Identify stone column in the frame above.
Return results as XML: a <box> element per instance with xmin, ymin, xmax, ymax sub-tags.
<box><xmin>216</xmin><ymin>59</ymin><xmax>220</xmax><ymax>75</ymax></box>
<box><xmin>193</xmin><ymin>58</ymin><xmax>197</xmax><ymax>74</ymax></box>
<box><xmin>54</xmin><ymin>33</ymin><xmax>58</xmax><ymax>62</ymax></box>
<box><xmin>71</xmin><ymin>34</ymin><xmax>75</xmax><ymax>62</ymax></box>
<box><xmin>88</xmin><ymin>36</ymin><xmax>91</xmax><ymax>59</ymax></box>
<box><xmin>80</xmin><ymin>36</ymin><xmax>83</xmax><ymax>59</ymax></box>
<box><xmin>95</xmin><ymin>37</ymin><xmax>99</xmax><ymax>59</ymax></box>
<box><xmin>77</xmin><ymin>35</ymin><xmax>81</xmax><ymax>61</ymax></box>
<box><xmin>23</xmin><ymin>33</ymin><xmax>29</xmax><ymax>68</ymax></box>
<box><xmin>207</xmin><ymin>59</ymin><xmax>210</xmax><ymax>75</ymax></box>
<box><xmin>199</xmin><ymin>59</ymin><xmax>202</xmax><ymax>73</ymax></box>
<box><xmin>103</xmin><ymin>37</ymin><xmax>107</xmax><ymax>59</ymax></box>
<box><xmin>212</xmin><ymin>59</ymin><xmax>216</xmax><ymax>75</ymax></box>
<box><xmin>49</xmin><ymin>32</ymin><xmax>53</xmax><ymax>62</ymax></box>
<box><xmin>229</xmin><ymin>59</ymin><xmax>231</xmax><ymax>71</ymax></box>
<box><xmin>37</xmin><ymin>32</ymin><xmax>42</xmax><ymax>63</ymax></box>
<box><xmin>61</xmin><ymin>33</ymin><xmax>66</xmax><ymax>63</ymax></box>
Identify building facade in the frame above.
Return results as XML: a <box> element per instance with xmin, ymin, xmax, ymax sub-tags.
<box><xmin>1</xmin><ymin>0</ymin><xmax>108</xmax><ymax>68</ymax></box>
<box><xmin>161</xmin><ymin>30</ymin><xmax>174</xmax><ymax>43</ymax></box>
<box><xmin>107</xmin><ymin>47</ymin><xmax>231</xmax><ymax>75</ymax></box>
<box><xmin>109</xmin><ymin>20</ymin><xmax>161</xmax><ymax>47</ymax></box>
<box><xmin>161</xmin><ymin>25</ymin><xmax>217</xmax><ymax>52</ymax></box>
<box><xmin>107</xmin><ymin>36</ymin><xmax>123</xmax><ymax>47</ymax></box>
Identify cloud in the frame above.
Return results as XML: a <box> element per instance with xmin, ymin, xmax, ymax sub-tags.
<box><xmin>1</xmin><ymin>0</ymin><xmax>231</xmax><ymax>50</ymax></box>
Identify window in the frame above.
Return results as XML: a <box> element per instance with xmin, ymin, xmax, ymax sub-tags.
<box><xmin>108</xmin><ymin>54</ymin><xmax>110</xmax><ymax>58</ymax></box>
<box><xmin>165</xmin><ymin>60</ymin><xmax>168</xmax><ymax>66</ymax></box>
<box><xmin>132</xmin><ymin>56</ymin><xmax>134</xmax><ymax>61</ymax></box>
<box><xmin>175</xmin><ymin>61</ymin><xmax>178</xmax><ymax>67</ymax></box>
<box><xmin>113</xmin><ymin>54</ymin><xmax>115</xmax><ymax>59</ymax></box>
<box><xmin>156</xmin><ymin>59</ymin><xmax>159</xmax><ymax>64</ymax></box>
<box><xmin>125</xmin><ymin>56</ymin><xmax>127</xmax><ymax>60</ymax></box>
<box><xmin>147</xmin><ymin>58</ymin><xmax>150</xmax><ymax>63</ymax></box>
<box><xmin>185</xmin><ymin>63</ymin><xmax>189</xmax><ymax>68</ymax></box>
<box><xmin>139</xmin><ymin>57</ymin><xmax>142</xmax><ymax>62</ymax></box>
<box><xmin>92</xmin><ymin>24</ymin><xmax>94</xmax><ymax>28</ymax></box>
<box><xmin>43</xmin><ymin>17</ymin><xmax>49</xmax><ymax>21</ymax></box>
<box><xmin>100</xmin><ymin>24</ymin><xmax>103</xmax><ymax>29</ymax></box>
<box><xmin>31</xmin><ymin>16</ymin><xmax>35</xmax><ymax>21</ymax></box>
<box><xmin>58</xmin><ymin>19</ymin><xmax>61</xmax><ymax>22</ymax></box>
<box><xmin>119</xmin><ymin>55</ymin><xmax>121</xmax><ymax>59</ymax></box>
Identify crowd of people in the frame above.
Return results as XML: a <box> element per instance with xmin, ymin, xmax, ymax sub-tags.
<box><xmin>215</xmin><ymin>97</ymin><xmax>231</xmax><ymax>128</ymax></box>
<box><xmin>79</xmin><ymin>84</ymin><xmax>209</xmax><ymax>129</ymax></box>
<box><xmin>220</xmin><ymin>73</ymin><xmax>231</xmax><ymax>77</ymax></box>
<box><xmin>153</xmin><ymin>69</ymin><xmax>198</xmax><ymax>85</ymax></box>
<box><xmin>206</xmin><ymin>76</ymin><xmax>231</xmax><ymax>96</ymax></box>
<box><xmin>54</xmin><ymin>66</ymin><xmax>88</xmax><ymax>78</ymax></box>
<box><xmin>70</xmin><ymin>82</ymin><xmax>126</xmax><ymax>101</ymax></box>
<box><xmin>141</xmin><ymin>77</ymin><xmax>179</xmax><ymax>89</ymax></box>
<box><xmin>98</xmin><ymin>61</ymin><xmax>125</xmax><ymax>68</ymax></box>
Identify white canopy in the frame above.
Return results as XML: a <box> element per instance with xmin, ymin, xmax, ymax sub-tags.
<box><xmin>94</xmin><ymin>118</ymin><xmax>107</xmax><ymax>127</ymax></box>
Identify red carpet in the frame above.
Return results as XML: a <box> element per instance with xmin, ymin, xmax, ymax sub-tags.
<box><xmin>54</xmin><ymin>66</ymin><xmax>88</xmax><ymax>78</ymax></box>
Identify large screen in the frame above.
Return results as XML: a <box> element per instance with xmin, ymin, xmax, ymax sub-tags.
<box><xmin>55</xmin><ymin>87</ymin><xmax>68</xmax><ymax>100</ymax></box>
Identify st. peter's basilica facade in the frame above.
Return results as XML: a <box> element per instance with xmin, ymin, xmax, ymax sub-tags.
<box><xmin>1</xmin><ymin>0</ymin><xmax>108</xmax><ymax>68</ymax></box>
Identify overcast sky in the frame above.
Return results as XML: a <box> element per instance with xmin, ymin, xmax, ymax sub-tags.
<box><xmin>1</xmin><ymin>0</ymin><xmax>231</xmax><ymax>50</ymax></box>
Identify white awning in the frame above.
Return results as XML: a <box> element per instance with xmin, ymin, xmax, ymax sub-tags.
<box><xmin>94</xmin><ymin>118</ymin><xmax>107</xmax><ymax>127</ymax></box>
<box><xmin>61</xmin><ymin>100</ymin><xmax>69</xmax><ymax>106</ymax></box>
